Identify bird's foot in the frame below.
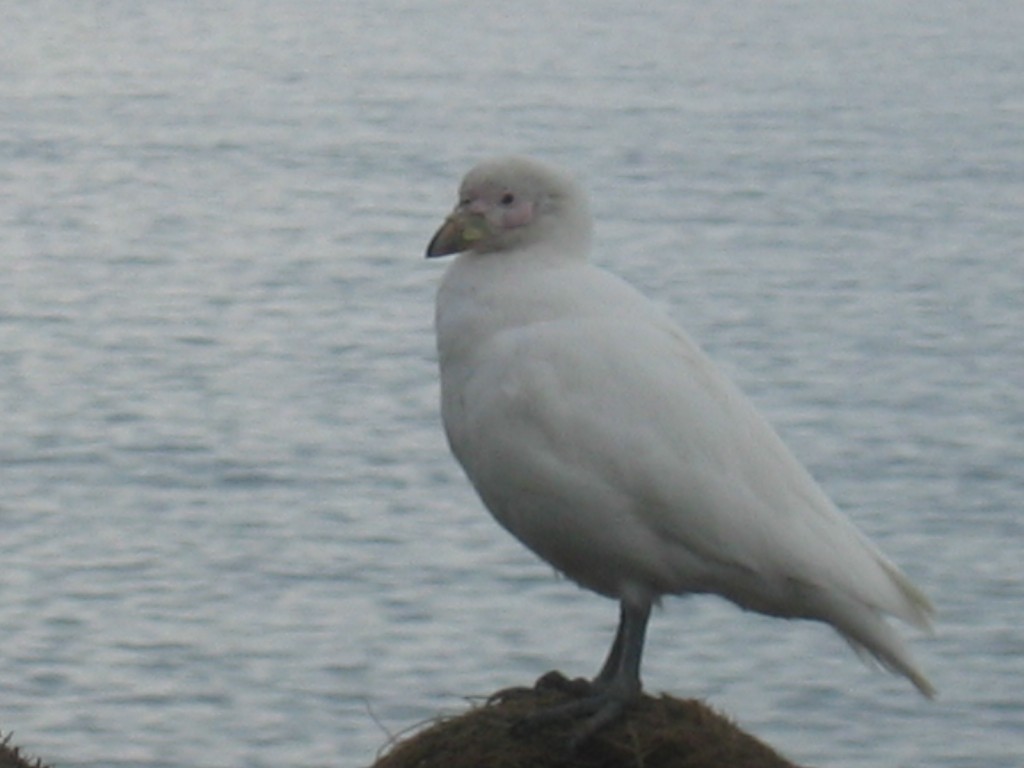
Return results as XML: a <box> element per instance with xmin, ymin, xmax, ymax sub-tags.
<box><xmin>511</xmin><ymin>670</ymin><xmax>637</xmax><ymax>750</ymax></box>
<box><xmin>487</xmin><ymin>670</ymin><xmax>591</xmax><ymax>707</ymax></box>
<box><xmin>533</xmin><ymin>669</ymin><xmax>597</xmax><ymax>697</ymax></box>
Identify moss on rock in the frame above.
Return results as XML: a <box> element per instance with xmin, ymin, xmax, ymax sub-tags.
<box><xmin>372</xmin><ymin>672</ymin><xmax>805</xmax><ymax>768</ymax></box>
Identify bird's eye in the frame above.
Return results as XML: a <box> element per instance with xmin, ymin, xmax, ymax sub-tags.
<box><xmin>500</xmin><ymin>192</ymin><xmax>515</xmax><ymax>205</ymax></box>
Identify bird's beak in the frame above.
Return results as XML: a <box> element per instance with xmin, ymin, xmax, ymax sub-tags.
<box><xmin>425</xmin><ymin>210</ymin><xmax>490</xmax><ymax>258</ymax></box>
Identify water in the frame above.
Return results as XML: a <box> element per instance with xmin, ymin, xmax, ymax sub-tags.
<box><xmin>2</xmin><ymin>2</ymin><xmax>1022</xmax><ymax>766</ymax></box>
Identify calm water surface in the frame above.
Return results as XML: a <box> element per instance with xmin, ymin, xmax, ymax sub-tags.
<box><xmin>2</xmin><ymin>2</ymin><xmax>1022</xmax><ymax>767</ymax></box>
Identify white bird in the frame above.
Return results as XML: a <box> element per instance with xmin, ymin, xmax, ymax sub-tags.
<box><xmin>426</xmin><ymin>156</ymin><xmax>935</xmax><ymax>739</ymax></box>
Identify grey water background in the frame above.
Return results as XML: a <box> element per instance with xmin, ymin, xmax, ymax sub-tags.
<box><xmin>2</xmin><ymin>1</ymin><xmax>1022</xmax><ymax>766</ymax></box>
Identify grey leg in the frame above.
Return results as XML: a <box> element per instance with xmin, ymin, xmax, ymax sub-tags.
<box><xmin>592</xmin><ymin>604</ymin><xmax>627</xmax><ymax>688</ymax></box>
<box><xmin>517</xmin><ymin>599</ymin><xmax>652</xmax><ymax>748</ymax></box>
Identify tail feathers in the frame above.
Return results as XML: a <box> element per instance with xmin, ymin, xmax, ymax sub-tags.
<box><xmin>877</xmin><ymin>557</ymin><xmax>936</xmax><ymax>632</ymax></box>
<box><xmin>842</xmin><ymin>625</ymin><xmax>937</xmax><ymax>698</ymax></box>
<box><xmin>818</xmin><ymin>590</ymin><xmax>936</xmax><ymax>698</ymax></box>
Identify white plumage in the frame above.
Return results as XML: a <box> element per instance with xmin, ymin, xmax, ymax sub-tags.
<box><xmin>426</xmin><ymin>156</ymin><xmax>934</xmax><ymax>729</ymax></box>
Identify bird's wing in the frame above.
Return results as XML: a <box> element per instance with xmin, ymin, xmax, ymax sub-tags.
<box><xmin>452</xmin><ymin>289</ymin><xmax>929</xmax><ymax>629</ymax></box>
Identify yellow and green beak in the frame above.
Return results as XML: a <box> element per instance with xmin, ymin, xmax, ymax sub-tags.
<box><xmin>426</xmin><ymin>212</ymin><xmax>491</xmax><ymax>258</ymax></box>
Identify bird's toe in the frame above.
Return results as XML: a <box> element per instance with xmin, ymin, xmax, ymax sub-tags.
<box><xmin>510</xmin><ymin>685</ymin><xmax>636</xmax><ymax>749</ymax></box>
<box><xmin>533</xmin><ymin>669</ymin><xmax>597</xmax><ymax>697</ymax></box>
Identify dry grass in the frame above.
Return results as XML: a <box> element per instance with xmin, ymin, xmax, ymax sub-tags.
<box><xmin>0</xmin><ymin>732</ymin><xmax>51</xmax><ymax>768</ymax></box>
<box><xmin>372</xmin><ymin>672</ymin><xmax>806</xmax><ymax>768</ymax></box>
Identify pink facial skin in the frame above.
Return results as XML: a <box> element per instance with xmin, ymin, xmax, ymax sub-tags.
<box><xmin>463</xmin><ymin>188</ymin><xmax>535</xmax><ymax>231</ymax></box>
<box><xmin>501</xmin><ymin>199</ymin><xmax>534</xmax><ymax>229</ymax></box>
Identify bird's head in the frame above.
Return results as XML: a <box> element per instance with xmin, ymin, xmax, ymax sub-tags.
<box><xmin>426</xmin><ymin>156</ymin><xmax>591</xmax><ymax>259</ymax></box>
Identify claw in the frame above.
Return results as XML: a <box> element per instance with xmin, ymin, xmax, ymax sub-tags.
<box><xmin>511</xmin><ymin>687</ymin><xmax>634</xmax><ymax>748</ymax></box>
<box><xmin>567</xmin><ymin>696</ymin><xmax>628</xmax><ymax>750</ymax></box>
<box><xmin>510</xmin><ymin>602</ymin><xmax>652</xmax><ymax>749</ymax></box>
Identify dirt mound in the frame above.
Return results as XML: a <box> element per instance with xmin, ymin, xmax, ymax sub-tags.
<box><xmin>372</xmin><ymin>672</ymin><xmax>805</xmax><ymax>768</ymax></box>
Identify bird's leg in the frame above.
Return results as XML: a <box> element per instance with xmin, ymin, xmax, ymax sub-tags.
<box><xmin>568</xmin><ymin>599</ymin><xmax>650</xmax><ymax>745</ymax></box>
<box><xmin>592</xmin><ymin>603</ymin><xmax>628</xmax><ymax>689</ymax></box>
<box><xmin>528</xmin><ymin>604</ymin><xmax>628</xmax><ymax>698</ymax></box>
<box><xmin>515</xmin><ymin>600</ymin><xmax>651</xmax><ymax>749</ymax></box>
